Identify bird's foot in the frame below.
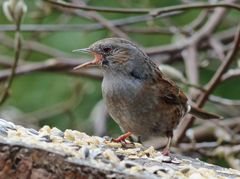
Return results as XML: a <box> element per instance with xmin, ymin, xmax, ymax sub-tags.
<box><xmin>161</xmin><ymin>148</ymin><xmax>170</xmax><ymax>156</ymax></box>
<box><xmin>162</xmin><ymin>132</ymin><xmax>172</xmax><ymax>156</ymax></box>
<box><xmin>111</xmin><ymin>132</ymin><xmax>132</xmax><ymax>143</ymax></box>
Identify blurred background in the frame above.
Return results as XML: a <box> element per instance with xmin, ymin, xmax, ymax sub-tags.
<box><xmin>0</xmin><ymin>0</ymin><xmax>240</xmax><ymax>169</ymax></box>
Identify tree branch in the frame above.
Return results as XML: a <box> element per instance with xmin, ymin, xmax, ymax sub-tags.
<box><xmin>175</xmin><ymin>24</ymin><xmax>240</xmax><ymax>144</ymax></box>
<box><xmin>44</xmin><ymin>0</ymin><xmax>240</xmax><ymax>15</ymax></box>
<box><xmin>0</xmin><ymin>11</ymin><xmax>182</xmax><ymax>32</ymax></box>
<box><xmin>0</xmin><ymin>59</ymin><xmax>102</xmax><ymax>82</ymax></box>
<box><xmin>0</xmin><ymin>17</ymin><xmax>22</xmax><ymax>105</ymax></box>
<box><xmin>151</xmin><ymin>2</ymin><xmax>240</xmax><ymax>17</ymax></box>
<box><xmin>69</xmin><ymin>0</ymin><xmax>129</xmax><ymax>39</ymax></box>
<box><xmin>44</xmin><ymin>0</ymin><xmax>150</xmax><ymax>14</ymax></box>
<box><xmin>221</xmin><ymin>69</ymin><xmax>240</xmax><ymax>82</ymax></box>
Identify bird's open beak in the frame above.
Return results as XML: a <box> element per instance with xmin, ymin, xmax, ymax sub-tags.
<box><xmin>73</xmin><ymin>48</ymin><xmax>103</xmax><ymax>70</ymax></box>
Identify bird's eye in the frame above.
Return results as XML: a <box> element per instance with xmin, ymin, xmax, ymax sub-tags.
<box><xmin>103</xmin><ymin>47</ymin><xmax>112</xmax><ymax>53</ymax></box>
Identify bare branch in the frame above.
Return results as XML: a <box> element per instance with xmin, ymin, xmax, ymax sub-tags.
<box><xmin>0</xmin><ymin>59</ymin><xmax>102</xmax><ymax>82</ymax></box>
<box><xmin>221</xmin><ymin>69</ymin><xmax>240</xmax><ymax>82</ymax></box>
<box><xmin>0</xmin><ymin>12</ymin><xmax>181</xmax><ymax>32</ymax></box>
<box><xmin>44</xmin><ymin>0</ymin><xmax>150</xmax><ymax>14</ymax></box>
<box><xmin>200</xmin><ymin>27</ymin><xmax>240</xmax><ymax>103</ymax></box>
<box><xmin>0</xmin><ymin>33</ymin><xmax>71</xmax><ymax>58</ymax></box>
<box><xmin>209</xmin><ymin>95</ymin><xmax>240</xmax><ymax>106</ymax></box>
<box><xmin>69</xmin><ymin>0</ymin><xmax>129</xmax><ymax>39</ymax></box>
<box><xmin>145</xmin><ymin>27</ymin><xmax>236</xmax><ymax>56</ymax></box>
<box><xmin>209</xmin><ymin>37</ymin><xmax>225</xmax><ymax>61</ymax></box>
<box><xmin>182</xmin><ymin>45</ymin><xmax>199</xmax><ymax>88</ymax></box>
<box><xmin>44</xmin><ymin>0</ymin><xmax>240</xmax><ymax>15</ymax></box>
<box><xmin>175</xmin><ymin>24</ymin><xmax>240</xmax><ymax>144</ymax></box>
<box><xmin>0</xmin><ymin>18</ymin><xmax>22</xmax><ymax>105</ymax></box>
<box><xmin>183</xmin><ymin>10</ymin><xmax>209</xmax><ymax>33</ymax></box>
<box><xmin>121</xmin><ymin>26</ymin><xmax>174</xmax><ymax>35</ymax></box>
<box><xmin>151</xmin><ymin>2</ymin><xmax>240</xmax><ymax>17</ymax></box>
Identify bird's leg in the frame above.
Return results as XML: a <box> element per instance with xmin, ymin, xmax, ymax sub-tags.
<box><xmin>128</xmin><ymin>136</ymin><xmax>135</xmax><ymax>143</ymax></box>
<box><xmin>137</xmin><ymin>136</ymin><xmax>142</xmax><ymax>144</ymax></box>
<box><xmin>162</xmin><ymin>131</ymin><xmax>173</xmax><ymax>156</ymax></box>
<box><xmin>112</xmin><ymin>132</ymin><xmax>132</xmax><ymax>143</ymax></box>
<box><xmin>128</xmin><ymin>136</ymin><xmax>142</xmax><ymax>144</ymax></box>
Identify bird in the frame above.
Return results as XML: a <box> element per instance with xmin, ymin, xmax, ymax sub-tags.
<box><xmin>73</xmin><ymin>38</ymin><xmax>221</xmax><ymax>155</ymax></box>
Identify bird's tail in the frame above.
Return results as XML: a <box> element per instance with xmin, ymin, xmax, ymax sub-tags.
<box><xmin>189</xmin><ymin>105</ymin><xmax>222</xmax><ymax>120</ymax></box>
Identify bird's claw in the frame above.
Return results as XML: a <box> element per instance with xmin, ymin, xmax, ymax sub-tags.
<box><xmin>111</xmin><ymin>132</ymin><xmax>132</xmax><ymax>143</ymax></box>
<box><xmin>161</xmin><ymin>149</ymin><xmax>170</xmax><ymax>156</ymax></box>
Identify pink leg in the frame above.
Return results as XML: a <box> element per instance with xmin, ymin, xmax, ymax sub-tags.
<box><xmin>162</xmin><ymin>131</ymin><xmax>173</xmax><ymax>156</ymax></box>
<box><xmin>112</xmin><ymin>132</ymin><xmax>132</xmax><ymax>143</ymax></box>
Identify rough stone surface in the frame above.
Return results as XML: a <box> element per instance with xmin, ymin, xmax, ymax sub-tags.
<box><xmin>0</xmin><ymin>118</ymin><xmax>239</xmax><ymax>178</ymax></box>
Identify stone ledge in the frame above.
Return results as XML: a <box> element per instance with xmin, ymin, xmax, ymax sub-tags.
<box><xmin>0</xmin><ymin>118</ymin><xmax>239</xmax><ymax>179</ymax></box>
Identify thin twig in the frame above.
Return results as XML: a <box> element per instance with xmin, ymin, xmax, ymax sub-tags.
<box><xmin>145</xmin><ymin>27</ymin><xmax>236</xmax><ymax>56</ymax></box>
<box><xmin>209</xmin><ymin>37</ymin><xmax>225</xmax><ymax>61</ymax></box>
<box><xmin>0</xmin><ymin>12</ymin><xmax>180</xmax><ymax>32</ymax></box>
<box><xmin>0</xmin><ymin>56</ymin><xmax>22</xmax><ymax>68</ymax></box>
<box><xmin>192</xmin><ymin>117</ymin><xmax>240</xmax><ymax>142</ymax></box>
<box><xmin>121</xmin><ymin>26</ymin><xmax>174</xmax><ymax>35</ymax></box>
<box><xmin>0</xmin><ymin>20</ymin><xmax>22</xmax><ymax>105</ymax></box>
<box><xmin>44</xmin><ymin>0</ymin><xmax>150</xmax><ymax>14</ymax></box>
<box><xmin>209</xmin><ymin>95</ymin><xmax>240</xmax><ymax>106</ymax></box>
<box><xmin>151</xmin><ymin>2</ymin><xmax>240</xmax><ymax>17</ymax></box>
<box><xmin>70</xmin><ymin>0</ymin><xmax>129</xmax><ymax>39</ymax></box>
<box><xmin>183</xmin><ymin>10</ymin><xmax>209</xmax><ymax>33</ymax></box>
<box><xmin>0</xmin><ymin>59</ymin><xmax>102</xmax><ymax>82</ymax></box>
<box><xmin>182</xmin><ymin>45</ymin><xmax>199</xmax><ymax>91</ymax></box>
<box><xmin>225</xmin><ymin>154</ymin><xmax>240</xmax><ymax>170</ymax></box>
<box><xmin>87</xmin><ymin>13</ymin><xmax>129</xmax><ymax>39</ymax></box>
<box><xmin>0</xmin><ymin>33</ymin><xmax>71</xmax><ymax>58</ymax></box>
<box><xmin>44</xmin><ymin>0</ymin><xmax>240</xmax><ymax>14</ymax></box>
<box><xmin>221</xmin><ymin>69</ymin><xmax>240</xmax><ymax>82</ymax></box>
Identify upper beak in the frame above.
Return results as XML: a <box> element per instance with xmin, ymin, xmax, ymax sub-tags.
<box><xmin>73</xmin><ymin>48</ymin><xmax>103</xmax><ymax>70</ymax></box>
<box><xmin>72</xmin><ymin>48</ymin><xmax>92</xmax><ymax>53</ymax></box>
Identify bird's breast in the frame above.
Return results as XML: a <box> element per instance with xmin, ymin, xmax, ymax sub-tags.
<box><xmin>102</xmin><ymin>76</ymin><xmax>142</xmax><ymax>108</ymax></box>
<box><xmin>101</xmin><ymin>75</ymin><xmax>159</xmax><ymax>134</ymax></box>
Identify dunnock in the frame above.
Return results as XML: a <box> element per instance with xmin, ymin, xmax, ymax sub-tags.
<box><xmin>73</xmin><ymin>38</ymin><xmax>221</xmax><ymax>155</ymax></box>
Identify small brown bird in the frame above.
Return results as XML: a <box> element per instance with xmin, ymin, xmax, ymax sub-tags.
<box><xmin>73</xmin><ymin>38</ymin><xmax>221</xmax><ymax>155</ymax></box>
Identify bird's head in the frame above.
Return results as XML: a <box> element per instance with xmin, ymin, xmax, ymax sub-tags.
<box><xmin>73</xmin><ymin>38</ymin><xmax>148</xmax><ymax>74</ymax></box>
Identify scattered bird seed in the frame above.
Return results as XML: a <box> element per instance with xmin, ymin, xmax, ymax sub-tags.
<box><xmin>79</xmin><ymin>146</ymin><xmax>90</xmax><ymax>159</ymax></box>
<box><xmin>102</xmin><ymin>149</ymin><xmax>120</xmax><ymax>164</ymax></box>
<box><xmin>120</xmin><ymin>160</ymin><xmax>139</xmax><ymax>168</ymax></box>
<box><xmin>90</xmin><ymin>148</ymin><xmax>102</xmax><ymax>159</ymax></box>
<box><xmin>40</xmin><ymin>135</ymin><xmax>52</xmax><ymax>142</ymax></box>
<box><xmin>171</xmin><ymin>157</ymin><xmax>182</xmax><ymax>164</ymax></box>
<box><xmin>0</xmin><ymin>127</ymin><xmax>8</xmax><ymax>136</ymax></box>
<box><xmin>145</xmin><ymin>165</ymin><xmax>168</xmax><ymax>174</ymax></box>
<box><xmin>180</xmin><ymin>167</ymin><xmax>190</xmax><ymax>174</ymax></box>
<box><xmin>27</xmin><ymin>128</ymin><xmax>39</xmax><ymax>136</ymax></box>
<box><xmin>0</xmin><ymin>118</ymin><xmax>15</xmax><ymax>130</ymax></box>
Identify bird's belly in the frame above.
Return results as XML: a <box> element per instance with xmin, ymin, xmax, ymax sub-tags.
<box><xmin>106</xmin><ymin>100</ymin><xmax>178</xmax><ymax>136</ymax></box>
<box><xmin>102</xmin><ymin>80</ymin><xmax>182</xmax><ymax>137</ymax></box>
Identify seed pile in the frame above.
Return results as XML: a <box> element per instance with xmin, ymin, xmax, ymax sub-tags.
<box><xmin>0</xmin><ymin>118</ymin><xmax>239</xmax><ymax>179</ymax></box>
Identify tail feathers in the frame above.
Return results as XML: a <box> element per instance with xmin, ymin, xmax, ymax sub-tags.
<box><xmin>189</xmin><ymin>105</ymin><xmax>222</xmax><ymax>120</ymax></box>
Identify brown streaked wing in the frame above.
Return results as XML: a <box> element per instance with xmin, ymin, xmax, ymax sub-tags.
<box><xmin>145</xmin><ymin>67</ymin><xmax>188</xmax><ymax>108</ymax></box>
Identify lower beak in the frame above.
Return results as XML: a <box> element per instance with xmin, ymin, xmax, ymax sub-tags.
<box><xmin>73</xmin><ymin>48</ymin><xmax>103</xmax><ymax>70</ymax></box>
